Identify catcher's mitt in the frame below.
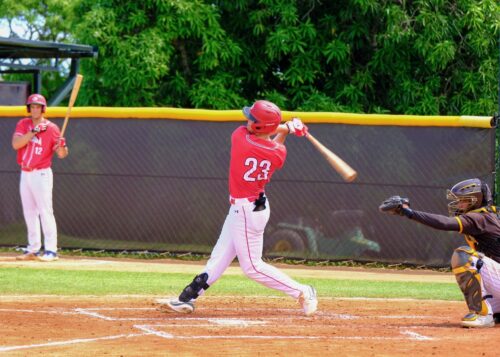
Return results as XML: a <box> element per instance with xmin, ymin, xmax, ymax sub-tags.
<box><xmin>379</xmin><ymin>196</ymin><xmax>410</xmax><ymax>216</ymax></box>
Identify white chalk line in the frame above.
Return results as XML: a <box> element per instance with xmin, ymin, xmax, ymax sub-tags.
<box><xmin>207</xmin><ymin>318</ymin><xmax>268</xmax><ymax>326</ymax></box>
<box><xmin>73</xmin><ymin>308</ymin><xmax>167</xmax><ymax>321</ymax></box>
<box><xmin>0</xmin><ymin>306</ymin><xmax>437</xmax><ymax>352</ymax></box>
<box><xmin>1</xmin><ymin>306</ymin><xmax>447</xmax><ymax>322</ymax></box>
<box><xmin>379</xmin><ymin>315</ymin><xmax>445</xmax><ymax>319</ymax></box>
<box><xmin>133</xmin><ymin>325</ymin><xmax>173</xmax><ymax>339</ymax></box>
<box><xmin>76</xmin><ymin>308</ymin><xmax>437</xmax><ymax>341</ymax></box>
<box><xmin>82</xmin><ymin>308</ymin><xmax>437</xmax><ymax>341</ymax></box>
<box><xmin>401</xmin><ymin>330</ymin><xmax>434</xmax><ymax>341</ymax></box>
<box><xmin>0</xmin><ymin>332</ymin><xmax>147</xmax><ymax>352</ymax></box>
<box><xmin>134</xmin><ymin>324</ymin><xmax>432</xmax><ymax>341</ymax></box>
<box><xmin>73</xmin><ymin>307</ymin><xmax>447</xmax><ymax>321</ymax></box>
<box><xmin>0</xmin><ymin>308</ymin><xmax>79</xmax><ymax>315</ymax></box>
<box><xmin>78</xmin><ymin>307</ymin><xmax>360</xmax><ymax>321</ymax></box>
<box><xmin>82</xmin><ymin>307</ymin><xmax>154</xmax><ymax>311</ymax></box>
<box><xmin>73</xmin><ymin>308</ymin><xmax>116</xmax><ymax>321</ymax></box>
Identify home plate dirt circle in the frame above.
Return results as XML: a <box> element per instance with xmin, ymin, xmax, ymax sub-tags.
<box><xmin>0</xmin><ymin>296</ymin><xmax>498</xmax><ymax>356</ymax></box>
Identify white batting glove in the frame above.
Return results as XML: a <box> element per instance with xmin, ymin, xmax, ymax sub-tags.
<box><xmin>31</xmin><ymin>123</ymin><xmax>48</xmax><ymax>134</ymax></box>
<box><xmin>286</xmin><ymin>118</ymin><xmax>308</xmax><ymax>137</ymax></box>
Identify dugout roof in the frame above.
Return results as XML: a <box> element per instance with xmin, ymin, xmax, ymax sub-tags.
<box><xmin>0</xmin><ymin>37</ymin><xmax>97</xmax><ymax>58</ymax></box>
<box><xmin>0</xmin><ymin>37</ymin><xmax>98</xmax><ymax>105</ymax></box>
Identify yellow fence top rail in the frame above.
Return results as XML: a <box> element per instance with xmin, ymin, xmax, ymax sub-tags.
<box><xmin>0</xmin><ymin>106</ymin><xmax>494</xmax><ymax>128</ymax></box>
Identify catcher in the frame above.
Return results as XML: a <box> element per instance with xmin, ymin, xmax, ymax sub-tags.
<box><xmin>379</xmin><ymin>178</ymin><xmax>500</xmax><ymax>328</ymax></box>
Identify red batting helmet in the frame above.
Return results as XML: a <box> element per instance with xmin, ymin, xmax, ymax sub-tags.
<box><xmin>26</xmin><ymin>94</ymin><xmax>47</xmax><ymax>113</ymax></box>
<box><xmin>243</xmin><ymin>100</ymin><xmax>282</xmax><ymax>134</ymax></box>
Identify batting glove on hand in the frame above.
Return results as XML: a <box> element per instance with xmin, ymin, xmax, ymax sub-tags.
<box><xmin>31</xmin><ymin>123</ymin><xmax>48</xmax><ymax>134</ymax></box>
<box><xmin>286</xmin><ymin>118</ymin><xmax>308</xmax><ymax>137</ymax></box>
<box><xmin>58</xmin><ymin>137</ymin><xmax>66</xmax><ymax>148</ymax></box>
<box><xmin>379</xmin><ymin>196</ymin><xmax>410</xmax><ymax>216</ymax></box>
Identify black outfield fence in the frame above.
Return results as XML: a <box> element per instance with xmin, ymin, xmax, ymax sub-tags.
<box><xmin>0</xmin><ymin>108</ymin><xmax>495</xmax><ymax>266</ymax></box>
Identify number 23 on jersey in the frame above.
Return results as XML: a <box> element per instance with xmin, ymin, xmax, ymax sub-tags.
<box><xmin>243</xmin><ymin>157</ymin><xmax>271</xmax><ymax>182</ymax></box>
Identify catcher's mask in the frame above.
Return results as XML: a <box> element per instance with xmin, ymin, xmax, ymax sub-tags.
<box><xmin>243</xmin><ymin>100</ymin><xmax>281</xmax><ymax>134</ymax></box>
<box><xmin>447</xmin><ymin>178</ymin><xmax>492</xmax><ymax>216</ymax></box>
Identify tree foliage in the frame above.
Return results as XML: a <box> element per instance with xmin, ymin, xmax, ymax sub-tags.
<box><xmin>0</xmin><ymin>0</ymin><xmax>78</xmax><ymax>97</ymax></box>
<box><xmin>0</xmin><ymin>0</ymin><xmax>498</xmax><ymax>114</ymax></box>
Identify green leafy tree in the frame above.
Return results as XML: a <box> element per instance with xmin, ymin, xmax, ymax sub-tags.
<box><xmin>0</xmin><ymin>0</ymin><xmax>78</xmax><ymax>98</ymax></box>
<box><xmin>1</xmin><ymin>0</ymin><xmax>499</xmax><ymax>114</ymax></box>
<box><xmin>73</xmin><ymin>0</ymin><xmax>244</xmax><ymax>107</ymax></box>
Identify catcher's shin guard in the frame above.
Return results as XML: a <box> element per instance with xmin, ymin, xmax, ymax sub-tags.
<box><xmin>179</xmin><ymin>273</ymin><xmax>210</xmax><ymax>303</ymax></box>
<box><xmin>451</xmin><ymin>246</ymin><xmax>489</xmax><ymax>315</ymax></box>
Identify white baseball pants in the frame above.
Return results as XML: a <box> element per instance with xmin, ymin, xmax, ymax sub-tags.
<box><xmin>20</xmin><ymin>168</ymin><xmax>58</xmax><ymax>253</ymax></box>
<box><xmin>476</xmin><ymin>255</ymin><xmax>500</xmax><ymax>314</ymax></box>
<box><xmin>202</xmin><ymin>198</ymin><xmax>308</xmax><ymax>299</ymax></box>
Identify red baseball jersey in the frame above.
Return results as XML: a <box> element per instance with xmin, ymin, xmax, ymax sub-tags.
<box><xmin>229</xmin><ymin>126</ymin><xmax>287</xmax><ymax>198</ymax></box>
<box><xmin>13</xmin><ymin>118</ymin><xmax>61</xmax><ymax>169</ymax></box>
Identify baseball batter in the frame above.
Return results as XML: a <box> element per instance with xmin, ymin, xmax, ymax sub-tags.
<box><xmin>380</xmin><ymin>178</ymin><xmax>500</xmax><ymax>328</ymax></box>
<box><xmin>12</xmin><ymin>94</ymin><xmax>68</xmax><ymax>262</ymax></box>
<box><xmin>156</xmin><ymin>100</ymin><xmax>317</xmax><ymax>316</ymax></box>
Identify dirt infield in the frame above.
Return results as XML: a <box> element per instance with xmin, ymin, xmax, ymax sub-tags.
<box><xmin>0</xmin><ymin>256</ymin><xmax>497</xmax><ymax>355</ymax></box>
<box><xmin>0</xmin><ymin>295</ymin><xmax>498</xmax><ymax>356</ymax></box>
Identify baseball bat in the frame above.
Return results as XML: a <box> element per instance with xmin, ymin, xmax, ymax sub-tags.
<box><xmin>60</xmin><ymin>74</ymin><xmax>83</xmax><ymax>137</ymax></box>
<box><xmin>306</xmin><ymin>133</ymin><xmax>357</xmax><ymax>182</ymax></box>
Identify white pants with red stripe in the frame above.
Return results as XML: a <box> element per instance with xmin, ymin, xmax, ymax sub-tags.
<box><xmin>476</xmin><ymin>255</ymin><xmax>500</xmax><ymax>314</ymax></box>
<box><xmin>202</xmin><ymin>198</ymin><xmax>308</xmax><ymax>299</ymax></box>
<box><xmin>20</xmin><ymin>168</ymin><xmax>58</xmax><ymax>253</ymax></box>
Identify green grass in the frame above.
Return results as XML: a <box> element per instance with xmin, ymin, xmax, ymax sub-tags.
<box><xmin>0</xmin><ymin>267</ymin><xmax>462</xmax><ymax>300</ymax></box>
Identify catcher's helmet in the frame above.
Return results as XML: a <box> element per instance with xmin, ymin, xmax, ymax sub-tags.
<box><xmin>243</xmin><ymin>100</ymin><xmax>281</xmax><ymax>134</ymax></box>
<box><xmin>26</xmin><ymin>94</ymin><xmax>47</xmax><ymax>113</ymax></box>
<box><xmin>447</xmin><ymin>178</ymin><xmax>492</xmax><ymax>216</ymax></box>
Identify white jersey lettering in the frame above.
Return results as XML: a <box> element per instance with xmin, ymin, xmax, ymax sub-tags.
<box><xmin>243</xmin><ymin>158</ymin><xmax>272</xmax><ymax>182</ymax></box>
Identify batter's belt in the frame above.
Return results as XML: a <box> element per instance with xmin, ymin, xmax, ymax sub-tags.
<box><xmin>229</xmin><ymin>195</ymin><xmax>259</xmax><ymax>205</ymax></box>
<box><xmin>229</xmin><ymin>194</ymin><xmax>267</xmax><ymax>211</ymax></box>
<box><xmin>21</xmin><ymin>165</ymin><xmax>50</xmax><ymax>172</ymax></box>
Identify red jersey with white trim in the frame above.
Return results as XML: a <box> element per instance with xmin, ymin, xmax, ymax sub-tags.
<box><xmin>13</xmin><ymin>118</ymin><xmax>61</xmax><ymax>169</ymax></box>
<box><xmin>229</xmin><ymin>126</ymin><xmax>286</xmax><ymax>198</ymax></box>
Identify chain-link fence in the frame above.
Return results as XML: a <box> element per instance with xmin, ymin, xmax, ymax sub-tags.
<box><xmin>0</xmin><ymin>113</ymin><xmax>495</xmax><ymax>266</ymax></box>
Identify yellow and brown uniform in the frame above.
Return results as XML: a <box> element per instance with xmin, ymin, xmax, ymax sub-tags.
<box><xmin>454</xmin><ymin>208</ymin><xmax>500</xmax><ymax>263</ymax></box>
<box><xmin>404</xmin><ymin>206</ymin><xmax>500</xmax><ymax>320</ymax></box>
<box><xmin>406</xmin><ymin>207</ymin><xmax>500</xmax><ymax>263</ymax></box>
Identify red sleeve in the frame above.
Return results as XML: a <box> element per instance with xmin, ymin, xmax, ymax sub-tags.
<box><xmin>13</xmin><ymin>119</ymin><xmax>28</xmax><ymax>137</ymax></box>
<box><xmin>231</xmin><ymin>126</ymin><xmax>248</xmax><ymax>148</ymax></box>
<box><xmin>52</xmin><ymin>122</ymin><xmax>61</xmax><ymax>141</ymax></box>
<box><xmin>48</xmin><ymin>122</ymin><xmax>61</xmax><ymax>151</ymax></box>
<box><xmin>275</xmin><ymin>145</ymin><xmax>286</xmax><ymax>169</ymax></box>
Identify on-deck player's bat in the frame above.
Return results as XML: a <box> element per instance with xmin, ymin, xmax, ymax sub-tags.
<box><xmin>60</xmin><ymin>74</ymin><xmax>83</xmax><ymax>137</ymax></box>
<box><xmin>306</xmin><ymin>133</ymin><xmax>357</xmax><ymax>182</ymax></box>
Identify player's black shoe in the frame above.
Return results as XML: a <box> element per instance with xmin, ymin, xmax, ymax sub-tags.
<box><xmin>494</xmin><ymin>313</ymin><xmax>500</xmax><ymax>324</ymax></box>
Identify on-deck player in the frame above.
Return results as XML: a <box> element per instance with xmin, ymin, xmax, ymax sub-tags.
<box><xmin>12</xmin><ymin>94</ymin><xmax>69</xmax><ymax>262</ymax></box>
<box><xmin>156</xmin><ymin>100</ymin><xmax>318</xmax><ymax>316</ymax></box>
<box><xmin>379</xmin><ymin>179</ymin><xmax>500</xmax><ymax>328</ymax></box>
